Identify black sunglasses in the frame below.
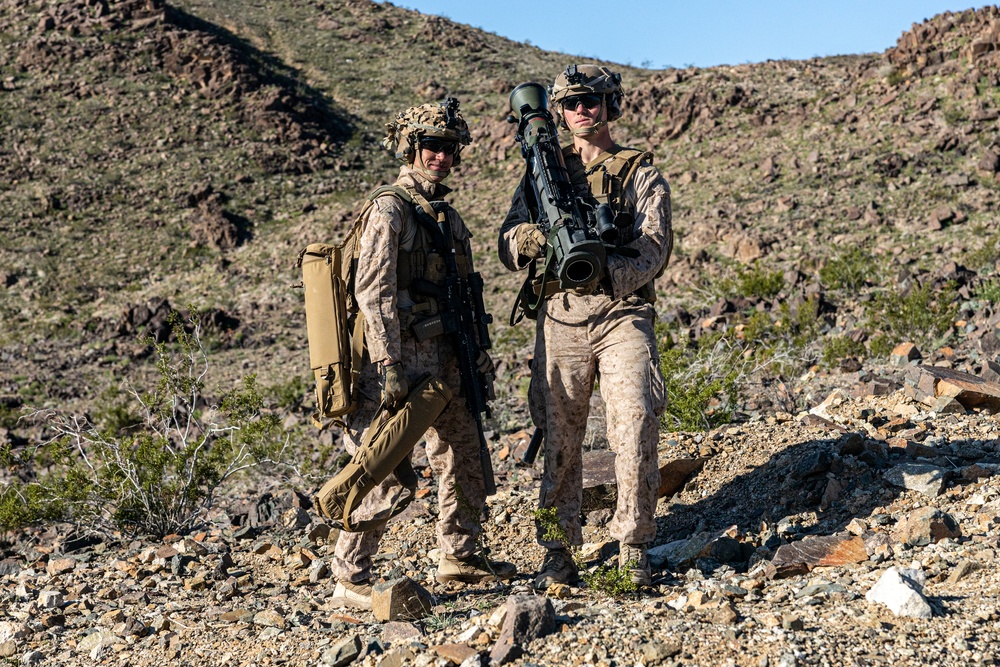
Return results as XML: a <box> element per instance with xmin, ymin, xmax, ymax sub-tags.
<box><xmin>419</xmin><ymin>138</ymin><xmax>459</xmax><ymax>155</ymax></box>
<box><xmin>562</xmin><ymin>94</ymin><xmax>603</xmax><ymax>110</ymax></box>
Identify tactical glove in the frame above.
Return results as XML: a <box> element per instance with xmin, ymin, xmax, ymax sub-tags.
<box><xmin>514</xmin><ymin>223</ymin><xmax>547</xmax><ymax>261</ymax></box>
<box><xmin>476</xmin><ymin>350</ymin><xmax>495</xmax><ymax>375</ymax></box>
<box><xmin>381</xmin><ymin>362</ymin><xmax>408</xmax><ymax>409</ymax></box>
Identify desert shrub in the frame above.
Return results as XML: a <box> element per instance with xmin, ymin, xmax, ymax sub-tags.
<box><xmin>822</xmin><ymin>335</ymin><xmax>868</xmax><ymax>368</ymax></box>
<box><xmin>266</xmin><ymin>374</ymin><xmax>310</xmax><ymax>411</ymax></box>
<box><xmin>532</xmin><ymin>507</ymin><xmax>639</xmax><ymax>598</ymax></box>
<box><xmin>867</xmin><ymin>334</ymin><xmax>895</xmax><ymax>359</ymax></box>
<box><xmin>659</xmin><ymin>335</ymin><xmax>746</xmax><ymax>432</ymax></box>
<box><xmin>583</xmin><ymin>562</ymin><xmax>639</xmax><ymax>598</ymax></box>
<box><xmin>819</xmin><ymin>248</ymin><xmax>875</xmax><ymax>290</ymax></box>
<box><xmin>864</xmin><ymin>280</ymin><xmax>958</xmax><ymax>355</ymax></box>
<box><xmin>974</xmin><ymin>277</ymin><xmax>1000</xmax><ymax>304</ymax></box>
<box><xmin>11</xmin><ymin>314</ymin><xmax>285</xmax><ymax>537</ymax></box>
<box><xmin>716</xmin><ymin>264</ymin><xmax>785</xmax><ymax>300</ymax></box>
<box><xmin>964</xmin><ymin>229</ymin><xmax>1000</xmax><ymax>270</ymax></box>
<box><xmin>741</xmin><ymin>297</ymin><xmax>823</xmax><ymax>365</ymax></box>
<box><xmin>737</xmin><ymin>265</ymin><xmax>784</xmax><ymax>299</ymax></box>
<box><xmin>657</xmin><ymin>294</ymin><xmax>821</xmax><ymax>431</ymax></box>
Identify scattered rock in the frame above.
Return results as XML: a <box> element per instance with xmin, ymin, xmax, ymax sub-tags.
<box><xmin>489</xmin><ymin>595</ymin><xmax>556</xmax><ymax>665</ymax></box>
<box><xmin>371</xmin><ymin>578</ymin><xmax>434</xmax><ymax>622</ymax></box>
<box><xmin>894</xmin><ymin>507</ymin><xmax>961</xmax><ymax>546</ymax></box>
<box><xmin>322</xmin><ymin>634</ymin><xmax>362</xmax><ymax>667</ymax></box>
<box><xmin>883</xmin><ymin>463</ymin><xmax>950</xmax><ymax>497</ymax></box>
<box><xmin>865</xmin><ymin>567</ymin><xmax>933</xmax><ymax>619</ymax></box>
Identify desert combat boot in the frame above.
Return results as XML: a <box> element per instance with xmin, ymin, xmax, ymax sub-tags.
<box><xmin>436</xmin><ymin>552</ymin><xmax>517</xmax><ymax>584</ymax></box>
<box><xmin>330</xmin><ymin>580</ymin><xmax>373</xmax><ymax>610</ymax></box>
<box><xmin>533</xmin><ymin>547</ymin><xmax>579</xmax><ymax>589</ymax></box>
<box><xmin>620</xmin><ymin>543</ymin><xmax>652</xmax><ymax>586</ymax></box>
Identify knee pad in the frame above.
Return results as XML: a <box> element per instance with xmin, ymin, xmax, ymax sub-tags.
<box><xmin>315</xmin><ymin>373</ymin><xmax>452</xmax><ymax>532</ymax></box>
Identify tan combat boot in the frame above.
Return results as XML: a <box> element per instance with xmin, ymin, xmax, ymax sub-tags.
<box><xmin>533</xmin><ymin>547</ymin><xmax>579</xmax><ymax>589</ymax></box>
<box><xmin>330</xmin><ymin>580</ymin><xmax>373</xmax><ymax>610</ymax></box>
<box><xmin>436</xmin><ymin>552</ymin><xmax>517</xmax><ymax>584</ymax></box>
<box><xmin>620</xmin><ymin>543</ymin><xmax>652</xmax><ymax>586</ymax></box>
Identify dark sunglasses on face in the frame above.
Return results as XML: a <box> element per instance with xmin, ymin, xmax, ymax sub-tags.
<box><xmin>562</xmin><ymin>94</ymin><xmax>603</xmax><ymax>110</ymax></box>
<box><xmin>419</xmin><ymin>138</ymin><xmax>459</xmax><ymax>155</ymax></box>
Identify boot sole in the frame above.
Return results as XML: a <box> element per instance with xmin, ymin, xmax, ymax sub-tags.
<box><xmin>329</xmin><ymin>595</ymin><xmax>372</xmax><ymax>610</ymax></box>
<box><xmin>533</xmin><ymin>572</ymin><xmax>580</xmax><ymax>590</ymax></box>
<box><xmin>436</xmin><ymin>571</ymin><xmax>520</xmax><ymax>584</ymax></box>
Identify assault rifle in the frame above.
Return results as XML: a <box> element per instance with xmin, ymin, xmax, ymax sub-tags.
<box><xmin>507</xmin><ymin>81</ymin><xmax>638</xmax><ymax>312</ymax></box>
<box><xmin>411</xmin><ymin>202</ymin><xmax>497</xmax><ymax>497</ymax></box>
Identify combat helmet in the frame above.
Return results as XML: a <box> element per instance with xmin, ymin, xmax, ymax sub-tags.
<box><xmin>382</xmin><ymin>97</ymin><xmax>472</xmax><ymax>166</ymax></box>
<box><xmin>550</xmin><ymin>64</ymin><xmax>625</xmax><ymax>133</ymax></box>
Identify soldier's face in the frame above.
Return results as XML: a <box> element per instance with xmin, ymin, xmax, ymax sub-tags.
<box><xmin>417</xmin><ymin>146</ymin><xmax>455</xmax><ymax>182</ymax></box>
<box><xmin>562</xmin><ymin>95</ymin><xmax>606</xmax><ymax>130</ymax></box>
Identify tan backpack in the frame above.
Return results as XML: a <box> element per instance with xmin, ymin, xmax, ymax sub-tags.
<box><xmin>297</xmin><ymin>185</ymin><xmax>413</xmax><ymax>428</ymax></box>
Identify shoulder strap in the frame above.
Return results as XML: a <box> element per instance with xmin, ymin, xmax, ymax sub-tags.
<box><xmin>587</xmin><ymin>147</ymin><xmax>651</xmax><ymax>180</ymax></box>
<box><xmin>369</xmin><ymin>183</ymin><xmax>440</xmax><ymax>221</ymax></box>
<box><xmin>586</xmin><ymin>147</ymin><xmax>653</xmax><ymax>209</ymax></box>
<box><xmin>367</xmin><ymin>184</ymin><xmax>412</xmax><ymax>204</ymax></box>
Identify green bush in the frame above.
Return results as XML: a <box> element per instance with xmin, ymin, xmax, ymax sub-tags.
<box><xmin>819</xmin><ymin>248</ymin><xmax>875</xmax><ymax>290</ymax></box>
<box><xmin>655</xmin><ymin>294</ymin><xmax>823</xmax><ymax>431</ymax></box>
<box><xmin>716</xmin><ymin>264</ymin><xmax>785</xmax><ymax>300</ymax></box>
<box><xmin>659</xmin><ymin>336</ymin><xmax>744</xmax><ymax>432</ymax></box>
<box><xmin>822</xmin><ymin>335</ymin><xmax>868</xmax><ymax>367</ymax></box>
<box><xmin>583</xmin><ymin>562</ymin><xmax>639</xmax><ymax>598</ymax></box>
<box><xmin>964</xmin><ymin>230</ymin><xmax>1000</xmax><ymax>270</ymax></box>
<box><xmin>867</xmin><ymin>333</ymin><xmax>894</xmax><ymax>359</ymax></box>
<box><xmin>974</xmin><ymin>277</ymin><xmax>1000</xmax><ymax>304</ymax></box>
<box><xmin>11</xmin><ymin>314</ymin><xmax>285</xmax><ymax>538</ymax></box>
<box><xmin>266</xmin><ymin>374</ymin><xmax>310</xmax><ymax>411</ymax></box>
<box><xmin>737</xmin><ymin>266</ymin><xmax>784</xmax><ymax>299</ymax></box>
<box><xmin>864</xmin><ymin>281</ymin><xmax>958</xmax><ymax>355</ymax></box>
<box><xmin>532</xmin><ymin>507</ymin><xmax>639</xmax><ymax>598</ymax></box>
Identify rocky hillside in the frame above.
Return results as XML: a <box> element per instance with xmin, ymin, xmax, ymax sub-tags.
<box><xmin>2</xmin><ymin>2</ymin><xmax>1000</xmax><ymax>665</ymax></box>
<box><xmin>2</xmin><ymin>1</ymin><xmax>999</xmax><ymax>424</ymax></box>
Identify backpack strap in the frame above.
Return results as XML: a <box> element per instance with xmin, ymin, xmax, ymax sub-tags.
<box><xmin>585</xmin><ymin>146</ymin><xmax>652</xmax><ymax>210</ymax></box>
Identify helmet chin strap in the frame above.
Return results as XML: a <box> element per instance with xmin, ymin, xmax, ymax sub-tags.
<box><xmin>571</xmin><ymin>120</ymin><xmax>608</xmax><ymax>137</ymax></box>
<box><xmin>569</xmin><ymin>99</ymin><xmax>610</xmax><ymax>137</ymax></box>
<box><xmin>412</xmin><ymin>147</ymin><xmax>450</xmax><ymax>182</ymax></box>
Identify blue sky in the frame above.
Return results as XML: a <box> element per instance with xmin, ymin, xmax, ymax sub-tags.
<box><xmin>389</xmin><ymin>1</ymin><xmax>993</xmax><ymax>68</ymax></box>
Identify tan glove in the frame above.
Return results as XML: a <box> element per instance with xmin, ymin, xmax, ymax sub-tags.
<box><xmin>514</xmin><ymin>223</ymin><xmax>546</xmax><ymax>261</ymax></box>
<box><xmin>381</xmin><ymin>362</ymin><xmax>408</xmax><ymax>409</ymax></box>
<box><xmin>476</xmin><ymin>350</ymin><xmax>495</xmax><ymax>375</ymax></box>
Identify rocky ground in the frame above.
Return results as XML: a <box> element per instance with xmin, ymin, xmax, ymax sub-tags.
<box><xmin>3</xmin><ymin>1</ymin><xmax>1000</xmax><ymax>666</ymax></box>
<box><xmin>3</xmin><ymin>360</ymin><xmax>1000</xmax><ymax>667</ymax></box>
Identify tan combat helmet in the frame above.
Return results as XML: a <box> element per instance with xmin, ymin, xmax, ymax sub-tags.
<box><xmin>382</xmin><ymin>97</ymin><xmax>472</xmax><ymax>166</ymax></box>
<box><xmin>550</xmin><ymin>64</ymin><xmax>625</xmax><ymax>135</ymax></box>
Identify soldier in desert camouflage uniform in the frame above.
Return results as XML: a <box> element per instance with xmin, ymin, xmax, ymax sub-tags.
<box><xmin>498</xmin><ymin>65</ymin><xmax>673</xmax><ymax>587</ymax></box>
<box><xmin>330</xmin><ymin>100</ymin><xmax>515</xmax><ymax>611</ymax></box>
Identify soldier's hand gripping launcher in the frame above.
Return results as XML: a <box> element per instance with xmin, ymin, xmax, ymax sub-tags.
<box><xmin>508</xmin><ymin>83</ymin><xmax>607</xmax><ymax>293</ymax></box>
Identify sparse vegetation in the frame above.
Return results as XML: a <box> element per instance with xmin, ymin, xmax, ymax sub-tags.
<box><xmin>863</xmin><ymin>280</ymin><xmax>959</xmax><ymax>355</ymax></box>
<box><xmin>659</xmin><ymin>338</ymin><xmax>745</xmax><ymax>432</ymax></box>
<box><xmin>975</xmin><ymin>277</ymin><xmax>1000</xmax><ymax>303</ymax></box>
<box><xmin>822</xmin><ymin>335</ymin><xmax>868</xmax><ymax>368</ymax></box>
<box><xmin>965</xmin><ymin>230</ymin><xmax>1000</xmax><ymax>270</ymax></box>
<box><xmin>820</xmin><ymin>248</ymin><xmax>876</xmax><ymax>290</ymax></box>
<box><xmin>533</xmin><ymin>507</ymin><xmax>639</xmax><ymax>598</ymax></box>
<box><xmin>5</xmin><ymin>316</ymin><xmax>286</xmax><ymax>537</ymax></box>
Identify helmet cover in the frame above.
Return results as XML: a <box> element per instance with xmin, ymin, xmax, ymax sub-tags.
<box><xmin>550</xmin><ymin>64</ymin><xmax>625</xmax><ymax>123</ymax></box>
<box><xmin>382</xmin><ymin>97</ymin><xmax>472</xmax><ymax>164</ymax></box>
